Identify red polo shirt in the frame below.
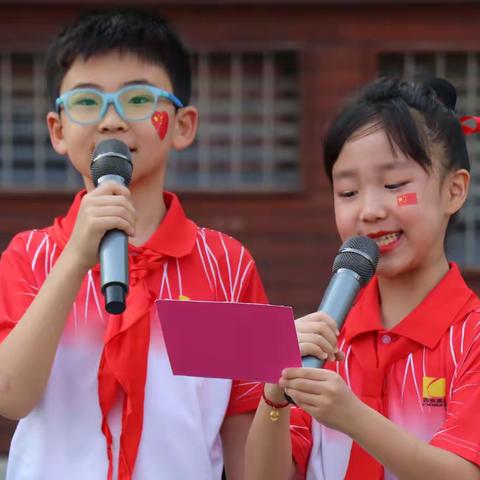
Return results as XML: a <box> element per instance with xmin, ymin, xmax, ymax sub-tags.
<box><xmin>291</xmin><ymin>263</ymin><xmax>480</xmax><ymax>479</ymax></box>
<box><xmin>0</xmin><ymin>190</ymin><xmax>268</xmax><ymax>480</ymax></box>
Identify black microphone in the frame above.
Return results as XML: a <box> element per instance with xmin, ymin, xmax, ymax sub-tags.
<box><xmin>285</xmin><ymin>236</ymin><xmax>379</xmax><ymax>403</ymax></box>
<box><xmin>91</xmin><ymin>139</ymin><xmax>133</xmax><ymax>315</ymax></box>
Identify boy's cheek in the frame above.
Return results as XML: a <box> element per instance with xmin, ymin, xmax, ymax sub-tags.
<box><xmin>151</xmin><ymin>111</ymin><xmax>169</xmax><ymax>140</ymax></box>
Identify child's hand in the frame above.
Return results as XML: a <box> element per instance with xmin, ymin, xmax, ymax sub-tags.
<box><xmin>295</xmin><ymin>312</ymin><xmax>345</xmax><ymax>363</ymax></box>
<box><xmin>279</xmin><ymin>368</ymin><xmax>361</xmax><ymax>434</ymax></box>
<box><xmin>64</xmin><ymin>182</ymin><xmax>136</xmax><ymax>272</ymax></box>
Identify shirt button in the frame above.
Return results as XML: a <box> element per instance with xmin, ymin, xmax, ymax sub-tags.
<box><xmin>381</xmin><ymin>334</ymin><xmax>392</xmax><ymax>345</ymax></box>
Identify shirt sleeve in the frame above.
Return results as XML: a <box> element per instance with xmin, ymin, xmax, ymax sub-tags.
<box><xmin>226</xmin><ymin>259</ymin><xmax>269</xmax><ymax>416</ymax></box>
<box><xmin>430</xmin><ymin>311</ymin><xmax>480</xmax><ymax>465</ymax></box>
<box><xmin>290</xmin><ymin>407</ymin><xmax>313</xmax><ymax>479</ymax></box>
<box><xmin>0</xmin><ymin>233</ymin><xmax>38</xmax><ymax>342</ymax></box>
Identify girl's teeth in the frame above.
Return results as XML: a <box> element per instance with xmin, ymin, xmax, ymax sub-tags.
<box><xmin>375</xmin><ymin>233</ymin><xmax>400</xmax><ymax>247</ymax></box>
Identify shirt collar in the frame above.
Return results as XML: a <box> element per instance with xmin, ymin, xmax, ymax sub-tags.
<box><xmin>52</xmin><ymin>190</ymin><xmax>197</xmax><ymax>259</ymax></box>
<box><xmin>344</xmin><ymin>263</ymin><xmax>479</xmax><ymax>349</ymax></box>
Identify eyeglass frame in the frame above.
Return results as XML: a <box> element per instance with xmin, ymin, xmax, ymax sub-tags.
<box><xmin>55</xmin><ymin>84</ymin><xmax>185</xmax><ymax>125</ymax></box>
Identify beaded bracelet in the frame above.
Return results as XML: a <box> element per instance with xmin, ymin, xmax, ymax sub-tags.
<box><xmin>262</xmin><ymin>386</ymin><xmax>290</xmax><ymax>422</ymax></box>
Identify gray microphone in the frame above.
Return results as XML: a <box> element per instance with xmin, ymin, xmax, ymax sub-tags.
<box><xmin>91</xmin><ymin>139</ymin><xmax>133</xmax><ymax>315</ymax></box>
<box><xmin>285</xmin><ymin>236</ymin><xmax>379</xmax><ymax>404</ymax></box>
<box><xmin>302</xmin><ymin>236</ymin><xmax>379</xmax><ymax>368</ymax></box>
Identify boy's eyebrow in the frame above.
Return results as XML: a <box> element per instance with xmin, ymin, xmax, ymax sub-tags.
<box><xmin>332</xmin><ymin>162</ymin><xmax>410</xmax><ymax>180</ymax></box>
<box><xmin>69</xmin><ymin>80</ymin><xmax>157</xmax><ymax>91</ymax></box>
<box><xmin>123</xmin><ymin>80</ymin><xmax>156</xmax><ymax>87</ymax></box>
<box><xmin>69</xmin><ymin>82</ymin><xmax>103</xmax><ymax>90</ymax></box>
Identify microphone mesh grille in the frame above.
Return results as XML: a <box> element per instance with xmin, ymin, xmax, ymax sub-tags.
<box><xmin>91</xmin><ymin>139</ymin><xmax>133</xmax><ymax>187</ymax></box>
<box><xmin>332</xmin><ymin>236</ymin><xmax>380</xmax><ymax>285</ymax></box>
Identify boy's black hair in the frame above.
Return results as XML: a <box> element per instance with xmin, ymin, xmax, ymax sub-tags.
<box><xmin>323</xmin><ymin>77</ymin><xmax>470</xmax><ymax>182</ymax></box>
<box><xmin>45</xmin><ymin>8</ymin><xmax>191</xmax><ymax>108</ymax></box>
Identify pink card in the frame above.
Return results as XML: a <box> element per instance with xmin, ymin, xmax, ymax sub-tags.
<box><xmin>156</xmin><ymin>300</ymin><xmax>301</xmax><ymax>383</ymax></box>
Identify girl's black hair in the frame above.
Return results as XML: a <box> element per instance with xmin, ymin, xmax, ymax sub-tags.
<box><xmin>45</xmin><ymin>8</ymin><xmax>191</xmax><ymax>108</ymax></box>
<box><xmin>323</xmin><ymin>77</ymin><xmax>470</xmax><ymax>182</ymax></box>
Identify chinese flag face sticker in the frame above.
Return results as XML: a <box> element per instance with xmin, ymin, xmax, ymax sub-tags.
<box><xmin>397</xmin><ymin>192</ymin><xmax>418</xmax><ymax>207</ymax></box>
<box><xmin>151</xmin><ymin>111</ymin><xmax>169</xmax><ymax>140</ymax></box>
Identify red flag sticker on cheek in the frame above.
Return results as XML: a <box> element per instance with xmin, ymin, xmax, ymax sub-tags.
<box><xmin>151</xmin><ymin>111</ymin><xmax>169</xmax><ymax>140</ymax></box>
<box><xmin>397</xmin><ymin>192</ymin><xmax>418</xmax><ymax>207</ymax></box>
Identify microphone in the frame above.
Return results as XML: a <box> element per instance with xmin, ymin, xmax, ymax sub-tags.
<box><xmin>91</xmin><ymin>139</ymin><xmax>133</xmax><ymax>315</ymax></box>
<box><xmin>285</xmin><ymin>236</ymin><xmax>378</xmax><ymax>404</ymax></box>
<box><xmin>302</xmin><ymin>236</ymin><xmax>379</xmax><ymax>368</ymax></box>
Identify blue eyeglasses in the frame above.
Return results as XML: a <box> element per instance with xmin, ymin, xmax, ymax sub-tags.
<box><xmin>55</xmin><ymin>84</ymin><xmax>184</xmax><ymax>125</ymax></box>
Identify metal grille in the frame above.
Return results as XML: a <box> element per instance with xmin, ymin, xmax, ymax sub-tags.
<box><xmin>0</xmin><ymin>52</ymin><xmax>77</xmax><ymax>190</ymax></box>
<box><xmin>169</xmin><ymin>51</ymin><xmax>300</xmax><ymax>191</ymax></box>
<box><xmin>379</xmin><ymin>52</ymin><xmax>480</xmax><ymax>267</ymax></box>
<box><xmin>0</xmin><ymin>50</ymin><xmax>300</xmax><ymax>192</ymax></box>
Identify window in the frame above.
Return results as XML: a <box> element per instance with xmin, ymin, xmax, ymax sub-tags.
<box><xmin>379</xmin><ymin>52</ymin><xmax>480</xmax><ymax>267</ymax></box>
<box><xmin>0</xmin><ymin>50</ymin><xmax>300</xmax><ymax>192</ymax></box>
<box><xmin>0</xmin><ymin>53</ymin><xmax>76</xmax><ymax>189</ymax></box>
<box><xmin>170</xmin><ymin>51</ymin><xmax>300</xmax><ymax>192</ymax></box>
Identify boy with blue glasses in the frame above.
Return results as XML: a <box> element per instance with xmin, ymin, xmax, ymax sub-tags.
<box><xmin>0</xmin><ymin>8</ymin><xmax>267</xmax><ymax>480</ymax></box>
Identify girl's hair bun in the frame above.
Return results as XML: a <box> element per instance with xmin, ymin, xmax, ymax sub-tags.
<box><xmin>421</xmin><ymin>76</ymin><xmax>457</xmax><ymax>111</ymax></box>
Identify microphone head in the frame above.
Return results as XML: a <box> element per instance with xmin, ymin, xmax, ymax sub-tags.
<box><xmin>333</xmin><ymin>236</ymin><xmax>380</xmax><ymax>285</ymax></box>
<box><xmin>91</xmin><ymin>139</ymin><xmax>133</xmax><ymax>187</ymax></box>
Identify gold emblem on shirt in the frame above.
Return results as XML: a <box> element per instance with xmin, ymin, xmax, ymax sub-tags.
<box><xmin>422</xmin><ymin>376</ymin><xmax>446</xmax><ymax>407</ymax></box>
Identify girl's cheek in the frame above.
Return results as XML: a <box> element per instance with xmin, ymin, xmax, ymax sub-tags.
<box><xmin>151</xmin><ymin>111</ymin><xmax>169</xmax><ymax>140</ymax></box>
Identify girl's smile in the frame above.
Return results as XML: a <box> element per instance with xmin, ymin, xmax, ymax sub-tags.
<box><xmin>367</xmin><ymin>230</ymin><xmax>403</xmax><ymax>254</ymax></box>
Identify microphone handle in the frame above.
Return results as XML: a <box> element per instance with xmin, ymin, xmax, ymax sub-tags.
<box><xmin>98</xmin><ymin>174</ymin><xmax>129</xmax><ymax>314</ymax></box>
<box><xmin>99</xmin><ymin>229</ymin><xmax>129</xmax><ymax>314</ymax></box>
<box><xmin>284</xmin><ymin>268</ymin><xmax>361</xmax><ymax>404</ymax></box>
<box><xmin>302</xmin><ymin>268</ymin><xmax>361</xmax><ymax>368</ymax></box>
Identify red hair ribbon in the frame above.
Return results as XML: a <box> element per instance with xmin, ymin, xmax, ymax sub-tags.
<box><xmin>460</xmin><ymin>115</ymin><xmax>480</xmax><ymax>135</ymax></box>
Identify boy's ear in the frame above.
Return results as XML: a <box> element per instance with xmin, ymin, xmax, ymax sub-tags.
<box><xmin>445</xmin><ymin>168</ymin><xmax>470</xmax><ymax>215</ymax></box>
<box><xmin>172</xmin><ymin>106</ymin><xmax>198</xmax><ymax>151</ymax></box>
<box><xmin>46</xmin><ymin>111</ymin><xmax>67</xmax><ymax>155</ymax></box>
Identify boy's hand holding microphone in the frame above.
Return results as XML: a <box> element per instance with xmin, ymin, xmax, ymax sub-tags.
<box><xmin>65</xmin><ymin>139</ymin><xmax>136</xmax><ymax>314</ymax></box>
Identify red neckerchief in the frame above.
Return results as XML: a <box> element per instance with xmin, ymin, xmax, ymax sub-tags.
<box><xmin>337</xmin><ymin>264</ymin><xmax>479</xmax><ymax>479</ymax></box>
<box><xmin>49</xmin><ymin>190</ymin><xmax>197</xmax><ymax>480</ymax></box>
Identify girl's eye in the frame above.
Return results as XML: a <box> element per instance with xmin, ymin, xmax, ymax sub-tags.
<box><xmin>385</xmin><ymin>181</ymin><xmax>409</xmax><ymax>190</ymax></box>
<box><xmin>338</xmin><ymin>191</ymin><xmax>356</xmax><ymax>198</ymax></box>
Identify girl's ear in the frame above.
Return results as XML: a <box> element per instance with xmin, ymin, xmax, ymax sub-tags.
<box><xmin>46</xmin><ymin>111</ymin><xmax>68</xmax><ymax>155</ymax></box>
<box><xmin>172</xmin><ymin>106</ymin><xmax>198</xmax><ymax>151</ymax></box>
<box><xmin>445</xmin><ymin>168</ymin><xmax>470</xmax><ymax>215</ymax></box>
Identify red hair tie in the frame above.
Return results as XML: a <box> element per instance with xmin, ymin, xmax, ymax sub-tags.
<box><xmin>460</xmin><ymin>115</ymin><xmax>480</xmax><ymax>135</ymax></box>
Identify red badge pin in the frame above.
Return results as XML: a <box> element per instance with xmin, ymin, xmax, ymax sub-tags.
<box><xmin>397</xmin><ymin>192</ymin><xmax>418</xmax><ymax>207</ymax></box>
<box><xmin>151</xmin><ymin>111</ymin><xmax>169</xmax><ymax>140</ymax></box>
